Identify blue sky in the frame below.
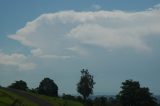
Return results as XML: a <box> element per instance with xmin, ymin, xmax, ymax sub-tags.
<box><xmin>0</xmin><ymin>0</ymin><xmax>160</xmax><ymax>95</ymax></box>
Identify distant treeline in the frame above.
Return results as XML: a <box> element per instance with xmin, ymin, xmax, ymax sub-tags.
<box><xmin>2</xmin><ymin>69</ymin><xmax>160</xmax><ymax>106</ymax></box>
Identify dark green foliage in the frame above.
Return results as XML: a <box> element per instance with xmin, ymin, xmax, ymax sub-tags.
<box><xmin>93</xmin><ymin>96</ymin><xmax>119</xmax><ymax>106</ymax></box>
<box><xmin>62</xmin><ymin>93</ymin><xmax>76</xmax><ymax>101</ymax></box>
<box><xmin>76</xmin><ymin>96</ymin><xmax>83</xmax><ymax>103</ymax></box>
<box><xmin>85</xmin><ymin>99</ymin><xmax>93</xmax><ymax>106</ymax></box>
<box><xmin>38</xmin><ymin>77</ymin><xmax>58</xmax><ymax>97</ymax></box>
<box><xmin>8</xmin><ymin>80</ymin><xmax>28</xmax><ymax>91</ymax></box>
<box><xmin>94</xmin><ymin>96</ymin><xmax>108</xmax><ymax>106</ymax></box>
<box><xmin>29</xmin><ymin>88</ymin><xmax>38</xmax><ymax>94</ymax></box>
<box><xmin>117</xmin><ymin>80</ymin><xmax>157</xmax><ymax>106</ymax></box>
<box><xmin>77</xmin><ymin>69</ymin><xmax>95</xmax><ymax>100</ymax></box>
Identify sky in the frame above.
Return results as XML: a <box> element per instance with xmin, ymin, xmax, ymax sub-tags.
<box><xmin>0</xmin><ymin>0</ymin><xmax>160</xmax><ymax>95</ymax></box>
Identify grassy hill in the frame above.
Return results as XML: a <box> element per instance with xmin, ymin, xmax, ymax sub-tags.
<box><xmin>0</xmin><ymin>88</ymin><xmax>84</xmax><ymax>106</ymax></box>
<box><xmin>0</xmin><ymin>89</ymin><xmax>37</xmax><ymax>106</ymax></box>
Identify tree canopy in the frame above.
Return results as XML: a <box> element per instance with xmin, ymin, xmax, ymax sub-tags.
<box><xmin>117</xmin><ymin>80</ymin><xmax>157</xmax><ymax>106</ymax></box>
<box><xmin>8</xmin><ymin>80</ymin><xmax>28</xmax><ymax>91</ymax></box>
<box><xmin>38</xmin><ymin>77</ymin><xmax>58</xmax><ymax>96</ymax></box>
<box><xmin>77</xmin><ymin>69</ymin><xmax>95</xmax><ymax>100</ymax></box>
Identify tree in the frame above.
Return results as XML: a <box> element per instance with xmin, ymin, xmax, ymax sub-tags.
<box><xmin>38</xmin><ymin>77</ymin><xmax>58</xmax><ymax>96</ymax></box>
<box><xmin>117</xmin><ymin>80</ymin><xmax>157</xmax><ymax>106</ymax></box>
<box><xmin>8</xmin><ymin>80</ymin><xmax>28</xmax><ymax>91</ymax></box>
<box><xmin>77</xmin><ymin>69</ymin><xmax>95</xmax><ymax>100</ymax></box>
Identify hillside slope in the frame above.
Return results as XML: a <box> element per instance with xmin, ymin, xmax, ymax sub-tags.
<box><xmin>0</xmin><ymin>88</ymin><xmax>84</xmax><ymax>106</ymax></box>
<box><xmin>0</xmin><ymin>88</ymin><xmax>38</xmax><ymax>106</ymax></box>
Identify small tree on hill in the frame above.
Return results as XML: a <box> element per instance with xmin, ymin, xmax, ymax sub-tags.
<box><xmin>38</xmin><ymin>77</ymin><xmax>58</xmax><ymax>96</ymax></box>
<box><xmin>77</xmin><ymin>69</ymin><xmax>95</xmax><ymax>100</ymax></box>
<box><xmin>8</xmin><ymin>80</ymin><xmax>28</xmax><ymax>91</ymax></box>
<box><xmin>117</xmin><ymin>80</ymin><xmax>157</xmax><ymax>106</ymax></box>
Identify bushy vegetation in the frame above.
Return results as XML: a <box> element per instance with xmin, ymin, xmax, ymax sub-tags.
<box><xmin>37</xmin><ymin>77</ymin><xmax>58</xmax><ymax>97</ymax></box>
<box><xmin>117</xmin><ymin>80</ymin><xmax>157</xmax><ymax>106</ymax></box>
<box><xmin>8</xmin><ymin>80</ymin><xmax>28</xmax><ymax>91</ymax></box>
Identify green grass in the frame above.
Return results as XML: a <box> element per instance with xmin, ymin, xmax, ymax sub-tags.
<box><xmin>30</xmin><ymin>93</ymin><xmax>84</xmax><ymax>106</ymax></box>
<box><xmin>0</xmin><ymin>88</ymin><xmax>84</xmax><ymax>106</ymax></box>
<box><xmin>0</xmin><ymin>89</ymin><xmax>38</xmax><ymax>106</ymax></box>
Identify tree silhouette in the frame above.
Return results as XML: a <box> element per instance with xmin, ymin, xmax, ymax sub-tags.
<box><xmin>77</xmin><ymin>69</ymin><xmax>95</xmax><ymax>100</ymax></box>
<box><xmin>8</xmin><ymin>80</ymin><xmax>28</xmax><ymax>91</ymax></box>
<box><xmin>117</xmin><ymin>80</ymin><xmax>157</xmax><ymax>106</ymax></box>
<box><xmin>38</xmin><ymin>78</ymin><xmax>58</xmax><ymax>96</ymax></box>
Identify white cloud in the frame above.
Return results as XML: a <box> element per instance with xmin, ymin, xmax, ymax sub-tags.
<box><xmin>31</xmin><ymin>48</ymin><xmax>43</xmax><ymax>57</ymax></box>
<box><xmin>68</xmin><ymin>24</ymin><xmax>151</xmax><ymax>51</ymax></box>
<box><xmin>31</xmin><ymin>48</ymin><xmax>71</xmax><ymax>59</ymax></box>
<box><xmin>0</xmin><ymin>51</ymin><xmax>36</xmax><ymax>70</ymax></box>
<box><xmin>8</xmin><ymin>6</ymin><xmax>160</xmax><ymax>57</ymax></box>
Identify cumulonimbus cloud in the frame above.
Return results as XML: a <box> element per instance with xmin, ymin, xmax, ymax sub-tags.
<box><xmin>8</xmin><ymin>6</ymin><xmax>160</xmax><ymax>58</ymax></box>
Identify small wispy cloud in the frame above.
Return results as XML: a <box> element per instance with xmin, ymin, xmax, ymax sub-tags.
<box><xmin>0</xmin><ymin>51</ymin><xmax>36</xmax><ymax>70</ymax></box>
<box><xmin>66</xmin><ymin>46</ymin><xmax>88</xmax><ymax>56</ymax></box>
<box><xmin>91</xmin><ymin>4</ymin><xmax>101</xmax><ymax>10</ymax></box>
<box><xmin>31</xmin><ymin>48</ymin><xmax>71</xmax><ymax>59</ymax></box>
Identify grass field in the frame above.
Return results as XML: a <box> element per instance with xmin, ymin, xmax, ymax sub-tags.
<box><xmin>0</xmin><ymin>89</ymin><xmax>38</xmax><ymax>106</ymax></box>
<box><xmin>0</xmin><ymin>88</ymin><xmax>84</xmax><ymax>106</ymax></box>
<box><xmin>30</xmin><ymin>93</ymin><xmax>84</xmax><ymax>106</ymax></box>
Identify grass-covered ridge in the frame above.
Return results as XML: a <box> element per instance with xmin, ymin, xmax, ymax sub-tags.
<box><xmin>0</xmin><ymin>88</ymin><xmax>38</xmax><ymax>106</ymax></box>
<box><xmin>0</xmin><ymin>88</ymin><xmax>84</xmax><ymax>106</ymax></box>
